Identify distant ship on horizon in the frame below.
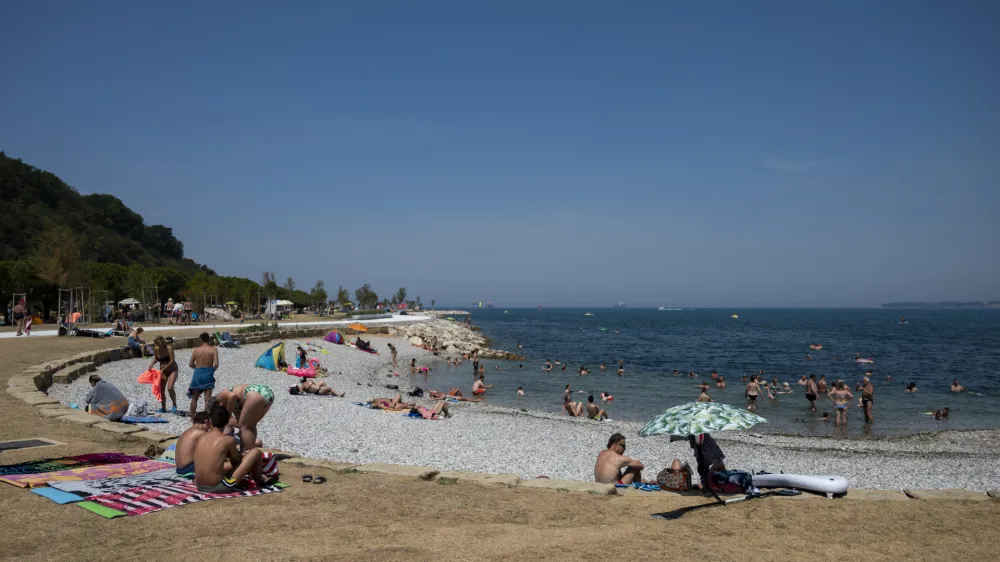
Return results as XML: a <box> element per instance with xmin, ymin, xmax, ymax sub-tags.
<box><xmin>613</xmin><ymin>301</ymin><xmax>627</xmax><ymax>309</ymax></box>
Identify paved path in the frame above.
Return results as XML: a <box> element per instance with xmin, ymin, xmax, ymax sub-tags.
<box><xmin>0</xmin><ymin>315</ymin><xmax>431</xmax><ymax>339</ymax></box>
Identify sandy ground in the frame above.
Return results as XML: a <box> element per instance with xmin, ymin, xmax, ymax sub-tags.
<box><xmin>1</xmin><ymin>331</ymin><xmax>999</xmax><ymax>561</ymax></box>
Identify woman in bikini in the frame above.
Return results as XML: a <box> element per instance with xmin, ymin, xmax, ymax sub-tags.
<box><xmin>745</xmin><ymin>375</ymin><xmax>760</xmax><ymax>412</ymax></box>
<box><xmin>828</xmin><ymin>380</ymin><xmax>854</xmax><ymax>427</ymax></box>
<box><xmin>215</xmin><ymin>384</ymin><xmax>274</xmax><ymax>452</ymax></box>
<box><xmin>368</xmin><ymin>394</ymin><xmax>416</xmax><ymax>410</ymax></box>
<box><xmin>289</xmin><ymin>378</ymin><xmax>344</xmax><ymax>397</ymax></box>
<box><xmin>147</xmin><ymin>336</ymin><xmax>178</xmax><ymax>413</ymax></box>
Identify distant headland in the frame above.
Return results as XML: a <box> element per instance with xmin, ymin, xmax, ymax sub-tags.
<box><xmin>881</xmin><ymin>301</ymin><xmax>1000</xmax><ymax>309</ymax></box>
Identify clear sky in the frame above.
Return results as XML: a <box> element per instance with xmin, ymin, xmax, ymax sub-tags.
<box><xmin>2</xmin><ymin>1</ymin><xmax>998</xmax><ymax>307</ymax></box>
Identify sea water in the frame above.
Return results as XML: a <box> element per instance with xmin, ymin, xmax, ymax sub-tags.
<box><xmin>417</xmin><ymin>308</ymin><xmax>1000</xmax><ymax>437</ymax></box>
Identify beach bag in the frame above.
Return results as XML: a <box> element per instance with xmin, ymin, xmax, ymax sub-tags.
<box><xmin>656</xmin><ymin>467</ymin><xmax>692</xmax><ymax>491</ymax></box>
<box><xmin>710</xmin><ymin>470</ymin><xmax>753</xmax><ymax>494</ymax></box>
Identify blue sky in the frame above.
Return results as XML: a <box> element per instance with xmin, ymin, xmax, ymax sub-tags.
<box><xmin>2</xmin><ymin>1</ymin><xmax>998</xmax><ymax>307</ymax></box>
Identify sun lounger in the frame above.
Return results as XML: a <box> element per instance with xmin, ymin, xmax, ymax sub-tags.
<box><xmin>221</xmin><ymin>331</ymin><xmax>240</xmax><ymax>347</ymax></box>
<box><xmin>215</xmin><ymin>331</ymin><xmax>237</xmax><ymax>349</ymax></box>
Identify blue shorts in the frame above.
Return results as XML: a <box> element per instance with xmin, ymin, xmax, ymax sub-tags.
<box><xmin>176</xmin><ymin>462</ymin><xmax>195</xmax><ymax>477</ymax></box>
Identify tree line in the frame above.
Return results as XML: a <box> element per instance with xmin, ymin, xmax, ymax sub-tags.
<box><xmin>0</xmin><ymin>151</ymin><xmax>425</xmax><ymax>320</ymax></box>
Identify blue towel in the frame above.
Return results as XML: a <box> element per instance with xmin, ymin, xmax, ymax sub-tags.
<box><xmin>121</xmin><ymin>415</ymin><xmax>168</xmax><ymax>424</ymax></box>
<box><xmin>32</xmin><ymin>487</ymin><xmax>84</xmax><ymax>504</ymax></box>
<box><xmin>188</xmin><ymin>367</ymin><xmax>216</xmax><ymax>392</ymax></box>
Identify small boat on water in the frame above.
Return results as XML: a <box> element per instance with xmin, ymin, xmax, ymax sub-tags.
<box><xmin>584</xmin><ymin>312</ymin><xmax>594</xmax><ymax>316</ymax></box>
<box><xmin>732</xmin><ymin>314</ymin><xmax>739</xmax><ymax>319</ymax></box>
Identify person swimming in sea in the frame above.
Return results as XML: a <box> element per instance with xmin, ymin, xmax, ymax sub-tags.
<box><xmin>517</xmin><ymin>386</ymin><xmax>524</xmax><ymax>396</ymax></box>
<box><xmin>579</xmin><ymin>366</ymin><xmax>590</xmax><ymax>376</ymax></box>
<box><xmin>951</xmin><ymin>380</ymin><xmax>966</xmax><ymax>392</ymax></box>
<box><xmin>710</xmin><ymin>370</ymin><xmax>719</xmax><ymax>381</ymax></box>
<box><xmin>905</xmin><ymin>382</ymin><xmax>918</xmax><ymax>393</ymax></box>
<box><xmin>600</xmin><ymin>362</ymin><xmax>607</xmax><ymax>372</ymax></box>
<box><xmin>715</xmin><ymin>376</ymin><xmax>726</xmax><ymax>389</ymax></box>
<box><xmin>543</xmin><ymin>360</ymin><xmax>552</xmax><ymax>372</ymax></box>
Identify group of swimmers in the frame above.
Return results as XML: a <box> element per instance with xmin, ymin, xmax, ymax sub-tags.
<box><xmin>543</xmin><ymin>359</ymin><xmax>625</xmax><ymax>376</ymax></box>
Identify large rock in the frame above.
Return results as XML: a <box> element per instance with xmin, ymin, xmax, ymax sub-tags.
<box><xmin>408</xmin><ymin>336</ymin><xmax>423</xmax><ymax>347</ymax></box>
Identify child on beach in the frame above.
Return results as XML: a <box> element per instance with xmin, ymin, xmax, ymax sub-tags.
<box><xmin>517</xmin><ymin>386</ymin><xmax>524</xmax><ymax>396</ymax></box>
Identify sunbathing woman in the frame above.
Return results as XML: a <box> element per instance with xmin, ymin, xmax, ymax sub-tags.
<box><xmin>289</xmin><ymin>378</ymin><xmax>344</xmax><ymax>397</ymax></box>
<box><xmin>214</xmin><ymin>384</ymin><xmax>274</xmax><ymax>452</ymax></box>
<box><xmin>369</xmin><ymin>394</ymin><xmax>416</xmax><ymax>410</ymax></box>
<box><xmin>413</xmin><ymin>401</ymin><xmax>452</xmax><ymax>419</ymax></box>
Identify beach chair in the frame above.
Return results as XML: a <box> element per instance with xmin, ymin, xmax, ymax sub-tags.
<box><xmin>215</xmin><ymin>331</ymin><xmax>237</xmax><ymax>348</ymax></box>
<box><xmin>221</xmin><ymin>331</ymin><xmax>241</xmax><ymax>347</ymax></box>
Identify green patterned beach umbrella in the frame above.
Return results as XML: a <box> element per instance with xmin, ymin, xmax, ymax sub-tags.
<box><xmin>638</xmin><ymin>402</ymin><xmax>766</xmax><ymax>438</ymax></box>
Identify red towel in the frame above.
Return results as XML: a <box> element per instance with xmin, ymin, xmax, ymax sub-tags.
<box><xmin>137</xmin><ymin>369</ymin><xmax>163</xmax><ymax>403</ymax></box>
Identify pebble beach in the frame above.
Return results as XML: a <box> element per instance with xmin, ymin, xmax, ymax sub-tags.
<box><xmin>49</xmin><ymin>337</ymin><xmax>1000</xmax><ymax>491</ymax></box>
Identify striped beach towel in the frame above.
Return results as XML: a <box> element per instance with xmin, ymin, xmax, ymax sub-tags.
<box><xmin>0</xmin><ymin>460</ymin><xmax>173</xmax><ymax>488</ymax></box>
<box><xmin>0</xmin><ymin>453</ymin><xmax>148</xmax><ymax>476</ymax></box>
<box><xmin>79</xmin><ymin>480</ymin><xmax>284</xmax><ymax>518</ymax></box>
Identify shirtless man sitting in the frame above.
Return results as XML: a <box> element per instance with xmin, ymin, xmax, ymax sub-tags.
<box><xmin>585</xmin><ymin>395</ymin><xmax>608</xmax><ymax>420</ymax></box>
<box><xmin>594</xmin><ymin>433</ymin><xmax>645</xmax><ymax>484</ymax></box>
<box><xmin>174</xmin><ymin>411</ymin><xmax>211</xmax><ymax>477</ymax></box>
<box><xmin>193</xmin><ymin>405</ymin><xmax>266</xmax><ymax>493</ymax></box>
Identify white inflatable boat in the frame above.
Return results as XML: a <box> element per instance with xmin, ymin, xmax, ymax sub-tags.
<box><xmin>751</xmin><ymin>473</ymin><xmax>849</xmax><ymax>498</ymax></box>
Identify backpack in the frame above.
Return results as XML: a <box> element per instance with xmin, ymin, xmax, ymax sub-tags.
<box><xmin>710</xmin><ymin>470</ymin><xmax>753</xmax><ymax>494</ymax></box>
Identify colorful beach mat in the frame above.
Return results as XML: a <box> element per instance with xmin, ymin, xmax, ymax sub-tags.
<box><xmin>78</xmin><ymin>480</ymin><xmax>286</xmax><ymax>518</ymax></box>
<box><xmin>30</xmin><ymin>468</ymin><xmax>191</xmax><ymax>503</ymax></box>
<box><xmin>0</xmin><ymin>460</ymin><xmax>173</xmax><ymax>488</ymax></box>
<box><xmin>0</xmin><ymin>453</ymin><xmax>147</xmax><ymax>477</ymax></box>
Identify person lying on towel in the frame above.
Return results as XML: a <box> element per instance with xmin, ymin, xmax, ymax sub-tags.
<box><xmin>368</xmin><ymin>394</ymin><xmax>416</xmax><ymax>411</ymax></box>
<box><xmin>193</xmin><ymin>404</ymin><xmax>267</xmax><ymax>493</ymax></box>
<box><xmin>355</xmin><ymin>337</ymin><xmax>373</xmax><ymax>352</ymax></box>
<box><xmin>289</xmin><ymin>378</ymin><xmax>345</xmax><ymax>397</ymax></box>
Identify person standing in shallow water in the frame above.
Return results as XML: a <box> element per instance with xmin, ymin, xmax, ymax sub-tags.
<box><xmin>805</xmin><ymin>374</ymin><xmax>819</xmax><ymax>412</ymax></box>
<box><xmin>861</xmin><ymin>377</ymin><xmax>875</xmax><ymax>424</ymax></box>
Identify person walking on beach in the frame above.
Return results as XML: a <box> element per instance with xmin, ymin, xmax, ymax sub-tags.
<box><xmin>188</xmin><ymin>333</ymin><xmax>218</xmax><ymax>421</ymax></box>
<box><xmin>861</xmin><ymin>377</ymin><xmax>875</xmax><ymax>424</ymax></box>
<box><xmin>471</xmin><ymin>349</ymin><xmax>480</xmax><ymax>375</ymax></box>
<box><xmin>805</xmin><ymin>374</ymin><xmax>819</xmax><ymax>411</ymax></box>
<box><xmin>828</xmin><ymin>380</ymin><xmax>854</xmax><ymax>427</ymax></box>
<box><xmin>12</xmin><ymin>299</ymin><xmax>26</xmax><ymax>336</ymax></box>
<box><xmin>387</xmin><ymin>343</ymin><xmax>397</xmax><ymax>369</ymax></box>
